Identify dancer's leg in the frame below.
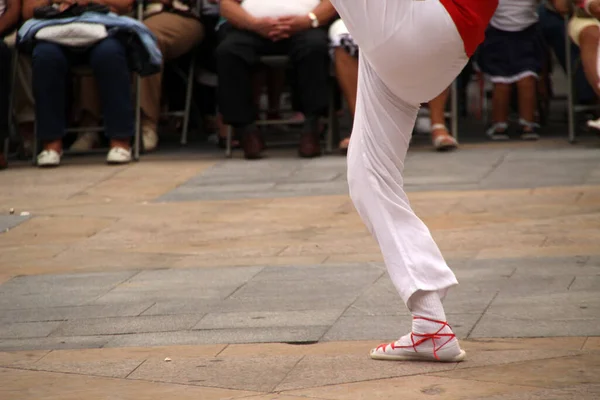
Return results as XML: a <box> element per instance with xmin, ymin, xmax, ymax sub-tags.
<box><xmin>335</xmin><ymin>0</ymin><xmax>469</xmax><ymax>361</ymax></box>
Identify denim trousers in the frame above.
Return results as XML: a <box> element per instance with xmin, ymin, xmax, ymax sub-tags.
<box><xmin>32</xmin><ymin>36</ymin><xmax>134</xmax><ymax>141</ymax></box>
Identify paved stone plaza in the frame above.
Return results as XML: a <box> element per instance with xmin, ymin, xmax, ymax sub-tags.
<box><xmin>0</xmin><ymin>139</ymin><xmax>599</xmax><ymax>399</ymax></box>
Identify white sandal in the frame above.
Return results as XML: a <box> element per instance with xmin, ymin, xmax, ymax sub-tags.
<box><xmin>370</xmin><ymin>317</ymin><xmax>466</xmax><ymax>362</ymax></box>
<box><xmin>431</xmin><ymin>124</ymin><xmax>458</xmax><ymax>151</ymax></box>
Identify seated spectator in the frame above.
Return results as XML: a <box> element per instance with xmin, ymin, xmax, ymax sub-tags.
<box><xmin>20</xmin><ymin>0</ymin><xmax>159</xmax><ymax>167</ymax></box>
<box><xmin>70</xmin><ymin>0</ymin><xmax>204</xmax><ymax>152</ymax></box>
<box><xmin>478</xmin><ymin>0</ymin><xmax>543</xmax><ymax>141</ymax></box>
<box><xmin>0</xmin><ymin>0</ymin><xmax>21</xmax><ymax>170</ymax></box>
<box><xmin>553</xmin><ymin>0</ymin><xmax>600</xmax><ymax>130</ymax></box>
<box><xmin>329</xmin><ymin>19</ymin><xmax>458</xmax><ymax>154</ymax></box>
<box><xmin>217</xmin><ymin>0</ymin><xmax>336</xmax><ymax>159</ymax></box>
<box><xmin>539</xmin><ymin>1</ymin><xmax>595</xmax><ymax>105</ymax></box>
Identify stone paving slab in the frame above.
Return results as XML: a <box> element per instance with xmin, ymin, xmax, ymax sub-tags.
<box><xmin>0</xmin><ymin>215</ymin><xmax>30</xmax><ymax>233</ymax></box>
<box><xmin>0</xmin><ymin>255</ymin><xmax>599</xmax><ymax>351</ymax></box>
<box><xmin>1</xmin><ymin>337</ymin><xmax>597</xmax><ymax>399</ymax></box>
<box><xmin>157</xmin><ymin>147</ymin><xmax>600</xmax><ymax>201</ymax></box>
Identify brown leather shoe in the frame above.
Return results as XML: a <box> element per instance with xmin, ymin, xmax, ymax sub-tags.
<box><xmin>298</xmin><ymin>131</ymin><xmax>321</xmax><ymax>158</ymax></box>
<box><xmin>242</xmin><ymin>130</ymin><xmax>263</xmax><ymax>160</ymax></box>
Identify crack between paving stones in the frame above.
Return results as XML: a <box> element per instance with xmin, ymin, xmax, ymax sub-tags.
<box><xmin>67</xmin><ymin>167</ymin><xmax>127</xmax><ymax>200</ymax></box>
<box><xmin>2</xmin><ymin>364</ymin><xmax>261</xmax><ymax>393</ymax></box>
<box><xmin>316</xmin><ymin>269</ymin><xmax>386</xmax><ymax>342</ymax></box>
<box><xmin>567</xmin><ymin>276</ymin><xmax>577</xmax><ymax>290</ymax></box>
<box><xmin>222</xmin><ymin>266</ymin><xmax>265</xmax><ymax>301</ymax></box>
<box><xmin>428</xmin><ymin>352</ymin><xmax>585</xmax><ymax>377</ymax></box>
<box><xmin>465</xmin><ymin>290</ymin><xmax>499</xmax><ymax>339</ymax></box>
<box><xmin>137</xmin><ymin>302</ymin><xmax>157</xmax><ymax>316</ymax></box>
<box><xmin>580</xmin><ymin>337</ymin><xmax>589</xmax><ymax>351</ymax></box>
<box><xmin>85</xmin><ymin>270</ymin><xmax>145</xmax><ymax>305</ymax></box>
<box><xmin>124</xmin><ymin>359</ymin><xmax>147</xmax><ymax>379</ymax></box>
<box><xmin>423</xmin><ymin>374</ymin><xmax>556</xmax><ymax>391</ymax></box>
<box><xmin>271</xmin><ymin>355</ymin><xmax>306</xmax><ymax>392</ymax></box>
<box><xmin>214</xmin><ymin>344</ymin><xmax>229</xmax><ymax>357</ymax></box>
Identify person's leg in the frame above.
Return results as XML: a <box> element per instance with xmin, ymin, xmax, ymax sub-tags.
<box><xmin>216</xmin><ymin>28</ymin><xmax>268</xmax><ymax>159</ymax></box>
<box><xmin>333</xmin><ymin>47</ymin><xmax>358</xmax><ymax>153</ymax></box>
<box><xmin>332</xmin><ymin>0</ymin><xmax>467</xmax><ymax>361</ymax></box>
<box><xmin>88</xmin><ymin>37</ymin><xmax>134</xmax><ymax>161</ymax></box>
<box><xmin>428</xmin><ymin>87</ymin><xmax>458</xmax><ymax>151</ymax></box>
<box><xmin>287</xmin><ymin>28</ymin><xmax>330</xmax><ymax>157</ymax></box>
<box><xmin>0</xmin><ymin>43</ymin><xmax>9</xmax><ymax>169</ymax></box>
<box><xmin>517</xmin><ymin>76</ymin><xmax>539</xmax><ymax>138</ymax></box>
<box><xmin>32</xmin><ymin>42</ymin><xmax>69</xmax><ymax>162</ymax></box>
<box><xmin>141</xmin><ymin>13</ymin><xmax>204</xmax><ymax>151</ymax></box>
<box><xmin>578</xmin><ymin>26</ymin><xmax>600</xmax><ymax>97</ymax></box>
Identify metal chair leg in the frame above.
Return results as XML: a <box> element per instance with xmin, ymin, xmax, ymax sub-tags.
<box><xmin>134</xmin><ymin>74</ymin><xmax>141</xmax><ymax>161</ymax></box>
<box><xmin>450</xmin><ymin>80</ymin><xmax>459</xmax><ymax>141</ymax></box>
<box><xmin>225</xmin><ymin>125</ymin><xmax>233</xmax><ymax>158</ymax></box>
<box><xmin>565</xmin><ymin>16</ymin><xmax>576</xmax><ymax>144</ymax></box>
<box><xmin>181</xmin><ymin>53</ymin><xmax>196</xmax><ymax>146</ymax></box>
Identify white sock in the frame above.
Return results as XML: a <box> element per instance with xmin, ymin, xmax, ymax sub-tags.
<box><xmin>407</xmin><ymin>290</ymin><xmax>452</xmax><ymax>335</ymax></box>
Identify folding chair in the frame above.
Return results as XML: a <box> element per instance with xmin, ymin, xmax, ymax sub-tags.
<box><xmin>18</xmin><ymin>1</ymin><xmax>145</xmax><ymax>164</ymax></box>
<box><xmin>224</xmin><ymin>55</ymin><xmax>337</xmax><ymax>157</ymax></box>
<box><xmin>564</xmin><ymin>15</ymin><xmax>600</xmax><ymax>143</ymax></box>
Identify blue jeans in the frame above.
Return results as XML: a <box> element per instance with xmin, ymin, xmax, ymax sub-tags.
<box><xmin>538</xmin><ymin>4</ymin><xmax>596</xmax><ymax>103</ymax></box>
<box><xmin>32</xmin><ymin>37</ymin><xmax>134</xmax><ymax>141</ymax></box>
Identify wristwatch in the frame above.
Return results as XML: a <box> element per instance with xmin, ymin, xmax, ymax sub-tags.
<box><xmin>308</xmin><ymin>12</ymin><xmax>319</xmax><ymax>28</ymax></box>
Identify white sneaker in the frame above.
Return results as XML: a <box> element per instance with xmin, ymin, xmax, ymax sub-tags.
<box><xmin>106</xmin><ymin>147</ymin><xmax>132</xmax><ymax>164</ymax></box>
<box><xmin>142</xmin><ymin>125</ymin><xmax>159</xmax><ymax>152</ymax></box>
<box><xmin>37</xmin><ymin>149</ymin><xmax>61</xmax><ymax>167</ymax></box>
<box><xmin>69</xmin><ymin>131</ymin><xmax>100</xmax><ymax>151</ymax></box>
<box><xmin>370</xmin><ymin>317</ymin><xmax>466</xmax><ymax>362</ymax></box>
<box><xmin>587</xmin><ymin>118</ymin><xmax>600</xmax><ymax>131</ymax></box>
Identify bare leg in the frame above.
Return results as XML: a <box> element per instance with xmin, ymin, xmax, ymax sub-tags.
<box><xmin>428</xmin><ymin>87</ymin><xmax>457</xmax><ymax>151</ymax></box>
<box><xmin>579</xmin><ymin>26</ymin><xmax>600</xmax><ymax>97</ymax></box>
<box><xmin>516</xmin><ymin>76</ymin><xmax>537</xmax><ymax>131</ymax></box>
<box><xmin>334</xmin><ymin>47</ymin><xmax>358</xmax><ymax>151</ymax></box>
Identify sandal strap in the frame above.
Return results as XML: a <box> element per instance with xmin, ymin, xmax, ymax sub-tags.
<box><xmin>375</xmin><ymin>316</ymin><xmax>457</xmax><ymax>361</ymax></box>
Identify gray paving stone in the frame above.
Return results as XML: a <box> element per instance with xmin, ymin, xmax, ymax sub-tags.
<box><xmin>470</xmin><ymin>291</ymin><xmax>600</xmax><ymax>338</ymax></box>
<box><xmin>50</xmin><ymin>314</ymin><xmax>202</xmax><ymax>336</ymax></box>
<box><xmin>470</xmin><ymin>384</ymin><xmax>600</xmax><ymax>400</ymax></box>
<box><xmin>0</xmin><ymin>321</ymin><xmax>62</xmax><ymax>339</ymax></box>
<box><xmin>141</xmin><ymin>299</ymin><xmax>224</xmax><ymax>316</ymax></box>
<box><xmin>0</xmin><ymin>215</ymin><xmax>30</xmax><ymax>233</ymax></box>
<box><xmin>569</xmin><ymin>276</ymin><xmax>600</xmax><ymax>291</ymax></box>
<box><xmin>195</xmin><ymin>310</ymin><xmax>345</xmax><ymax>330</ymax></box>
<box><xmin>252</xmin><ymin>263</ymin><xmax>384</xmax><ymax>282</ymax></box>
<box><xmin>322</xmin><ymin>314</ymin><xmax>477</xmax><ymax>342</ymax></box>
<box><xmin>105</xmin><ymin>326</ymin><xmax>330</xmax><ymax>347</ymax></box>
<box><xmin>0</xmin><ymin>271</ymin><xmax>138</xmax><ymax>310</ymax></box>
<box><xmin>0</xmin><ymin>302</ymin><xmax>154</xmax><ymax>323</ymax></box>
<box><xmin>0</xmin><ymin>336</ymin><xmax>110</xmax><ymax>351</ymax></box>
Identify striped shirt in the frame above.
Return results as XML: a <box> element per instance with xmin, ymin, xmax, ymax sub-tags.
<box><xmin>490</xmin><ymin>0</ymin><xmax>539</xmax><ymax>32</ymax></box>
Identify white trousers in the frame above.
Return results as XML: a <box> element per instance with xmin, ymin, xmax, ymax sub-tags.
<box><xmin>331</xmin><ymin>0</ymin><xmax>468</xmax><ymax>304</ymax></box>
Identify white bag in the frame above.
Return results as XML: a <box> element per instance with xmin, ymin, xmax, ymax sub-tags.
<box><xmin>35</xmin><ymin>22</ymin><xmax>108</xmax><ymax>47</ymax></box>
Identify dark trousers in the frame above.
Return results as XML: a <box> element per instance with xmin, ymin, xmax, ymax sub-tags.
<box><xmin>32</xmin><ymin>37</ymin><xmax>134</xmax><ymax>141</ymax></box>
<box><xmin>216</xmin><ymin>25</ymin><xmax>330</xmax><ymax>127</ymax></box>
<box><xmin>0</xmin><ymin>41</ymin><xmax>10</xmax><ymax>143</ymax></box>
<box><xmin>538</xmin><ymin>4</ymin><xmax>595</xmax><ymax>103</ymax></box>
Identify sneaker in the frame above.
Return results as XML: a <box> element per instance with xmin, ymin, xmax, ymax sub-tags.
<box><xmin>37</xmin><ymin>149</ymin><xmax>61</xmax><ymax>167</ymax></box>
<box><xmin>519</xmin><ymin>119</ymin><xmax>540</xmax><ymax>141</ymax></box>
<box><xmin>587</xmin><ymin>117</ymin><xmax>600</xmax><ymax>131</ymax></box>
<box><xmin>106</xmin><ymin>147</ymin><xmax>132</xmax><ymax>164</ymax></box>
<box><xmin>70</xmin><ymin>131</ymin><xmax>100</xmax><ymax>151</ymax></box>
<box><xmin>370</xmin><ymin>317</ymin><xmax>466</xmax><ymax>362</ymax></box>
<box><xmin>486</xmin><ymin>122</ymin><xmax>509</xmax><ymax>141</ymax></box>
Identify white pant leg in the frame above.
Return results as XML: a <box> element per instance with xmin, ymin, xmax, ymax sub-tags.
<box><xmin>336</xmin><ymin>0</ymin><xmax>468</xmax><ymax>304</ymax></box>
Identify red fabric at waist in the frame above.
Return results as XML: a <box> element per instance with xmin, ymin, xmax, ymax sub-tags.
<box><xmin>439</xmin><ymin>0</ymin><xmax>498</xmax><ymax>57</ymax></box>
